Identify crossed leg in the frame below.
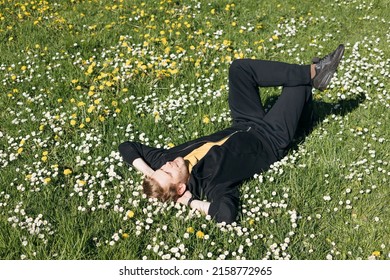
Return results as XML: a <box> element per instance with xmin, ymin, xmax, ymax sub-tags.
<box><xmin>228</xmin><ymin>59</ymin><xmax>313</xmax><ymax>156</ymax></box>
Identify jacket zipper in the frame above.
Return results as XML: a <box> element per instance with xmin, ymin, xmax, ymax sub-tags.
<box><xmin>175</xmin><ymin>126</ymin><xmax>252</xmax><ymax>153</ymax></box>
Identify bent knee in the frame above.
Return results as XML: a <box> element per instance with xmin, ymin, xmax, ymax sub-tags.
<box><xmin>229</xmin><ymin>59</ymin><xmax>253</xmax><ymax>77</ymax></box>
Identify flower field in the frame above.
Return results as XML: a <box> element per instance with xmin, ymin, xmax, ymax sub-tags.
<box><xmin>0</xmin><ymin>0</ymin><xmax>389</xmax><ymax>260</ymax></box>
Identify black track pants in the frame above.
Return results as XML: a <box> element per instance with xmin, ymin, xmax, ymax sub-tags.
<box><xmin>228</xmin><ymin>59</ymin><xmax>313</xmax><ymax>158</ymax></box>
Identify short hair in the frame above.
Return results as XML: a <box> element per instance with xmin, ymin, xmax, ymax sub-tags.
<box><xmin>142</xmin><ymin>176</ymin><xmax>181</xmax><ymax>202</ymax></box>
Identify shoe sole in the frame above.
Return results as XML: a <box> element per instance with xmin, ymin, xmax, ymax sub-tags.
<box><xmin>315</xmin><ymin>45</ymin><xmax>345</xmax><ymax>91</ymax></box>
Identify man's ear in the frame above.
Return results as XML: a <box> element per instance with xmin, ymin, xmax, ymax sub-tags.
<box><xmin>177</xmin><ymin>183</ymin><xmax>187</xmax><ymax>196</ymax></box>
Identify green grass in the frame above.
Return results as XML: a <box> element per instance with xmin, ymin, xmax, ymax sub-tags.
<box><xmin>0</xmin><ymin>0</ymin><xmax>389</xmax><ymax>260</ymax></box>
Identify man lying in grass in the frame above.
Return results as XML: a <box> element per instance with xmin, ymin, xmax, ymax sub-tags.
<box><xmin>119</xmin><ymin>45</ymin><xmax>345</xmax><ymax>224</ymax></box>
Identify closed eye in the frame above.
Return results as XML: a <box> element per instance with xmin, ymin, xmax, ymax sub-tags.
<box><xmin>161</xmin><ymin>169</ymin><xmax>172</xmax><ymax>177</ymax></box>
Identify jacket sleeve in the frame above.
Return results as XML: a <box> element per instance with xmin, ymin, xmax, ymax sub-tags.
<box><xmin>208</xmin><ymin>188</ymin><xmax>240</xmax><ymax>224</ymax></box>
<box><xmin>118</xmin><ymin>141</ymin><xmax>165</xmax><ymax>170</ymax></box>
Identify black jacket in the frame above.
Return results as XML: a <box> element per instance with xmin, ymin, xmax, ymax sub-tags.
<box><xmin>118</xmin><ymin>122</ymin><xmax>277</xmax><ymax>223</ymax></box>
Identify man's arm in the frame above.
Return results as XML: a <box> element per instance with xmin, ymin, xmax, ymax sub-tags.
<box><xmin>118</xmin><ymin>141</ymin><xmax>165</xmax><ymax>173</ymax></box>
<box><xmin>132</xmin><ymin>158</ymin><xmax>154</xmax><ymax>177</ymax></box>
<box><xmin>177</xmin><ymin>191</ymin><xmax>210</xmax><ymax>215</ymax></box>
<box><xmin>177</xmin><ymin>190</ymin><xmax>239</xmax><ymax>224</ymax></box>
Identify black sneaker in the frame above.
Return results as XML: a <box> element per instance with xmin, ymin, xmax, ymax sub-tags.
<box><xmin>312</xmin><ymin>44</ymin><xmax>345</xmax><ymax>91</ymax></box>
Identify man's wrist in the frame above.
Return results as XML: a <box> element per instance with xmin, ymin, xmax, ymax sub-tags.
<box><xmin>187</xmin><ymin>196</ymin><xmax>196</xmax><ymax>207</ymax></box>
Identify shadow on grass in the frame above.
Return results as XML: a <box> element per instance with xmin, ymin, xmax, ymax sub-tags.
<box><xmin>263</xmin><ymin>92</ymin><xmax>366</xmax><ymax>153</ymax></box>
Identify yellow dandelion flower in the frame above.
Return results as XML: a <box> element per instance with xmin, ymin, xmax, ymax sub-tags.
<box><xmin>168</xmin><ymin>68</ymin><xmax>178</xmax><ymax>75</ymax></box>
<box><xmin>86</xmin><ymin>117</ymin><xmax>91</xmax><ymax>123</ymax></box>
<box><xmin>87</xmin><ymin>105</ymin><xmax>95</xmax><ymax>113</ymax></box>
<box><xmin>196</xmin><ymin>231</ymin><xmax>205</xmax><ymax>239</ymax></box>
<box><xmin>202</xmin><ymin>116</ymin><xmax>210</xmax><ymax>124</ymax></box>
<box><xmin>372</xmin><ymin>251</ymin><xmax>381</xmax><ymax>257</ymax></box>
<box><xmin>249</xmin><ymin>219</ymin><xmax>255</xmax><ymax>225</ymax></box>
<box><xmin>79</xmin><ymin>123</ymin><xmax>85</xmax><ymax>129</ymax></box>
<box><xmin>78</xmin><ymin>180</ymin><xmax>86</xmax><ymax>186</ymax></box>
<box><xmin>77</xmin><ymin>101</ymin><xmax>85</xmax><ymax>107</ymax></box>
<box><xmin>99</xmin><ymin>115</ymin><xmax>105</xmax><ymax>122</ymax></box>
<box><xmin>186</xmin><ymin>227</ymin><xmax>194</xmax><ymax>234</ymax></box>
<box><xmin>272</xmin><ymin>35</ymin><xmax>279</xmax><ymax>40</ymax></box>
<box><xmin>17</xmin><ymin>147</ymin><xmax>23</xmax><ymax>154</ymax></box>
<box><xmin>85</xmin><ymin>66</ymin><xmax>93</xmax><ymax>75</ymax></box>
<box><xmin>161</xmin><ymin>37</ymin><xmax>168</xmax><ymax>45</ymax></box>
<box><xmin>41</xmin><ymin>156</ymin><xmax>48</xmax><ymax>162</ymax></box>
<box><xmin>167</xmin><ymin>142</ymin><xmax>175</xmax><ymax>148</ymax></box>
<box><xmin>70</xmin><ymin>120</ymin><xmax>77</xmax><ymax>126</ymax></box>
<box><xmin>63</xmin><ymin>169</ymin><xmax>72</xmax><ymax>175</ymax></box>
<box><xmin>122</xmin><ymin>233</ymin><xmax>129</xmax><ymax>239</ymax></box>
<box><xmin>127</xmin><ymin>210</ymin><xmax>135</xmax><ymax>218</ymax></box>
<box><xmin>43</xmin><ymin>178</ymin><xmax>51</xmax><ymax>184</ymax></box>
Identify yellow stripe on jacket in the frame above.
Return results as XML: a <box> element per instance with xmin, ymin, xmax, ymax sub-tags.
<box><xmin>184</xmin><ymin>136</ymin><xmax>230</xmax><ymax>173</ymax></box>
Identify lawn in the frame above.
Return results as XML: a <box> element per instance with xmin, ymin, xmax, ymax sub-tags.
<box><xmin>0</xmin><ymin>0</ymin><xmax>389</xmax><ymax>260</ymax></box>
